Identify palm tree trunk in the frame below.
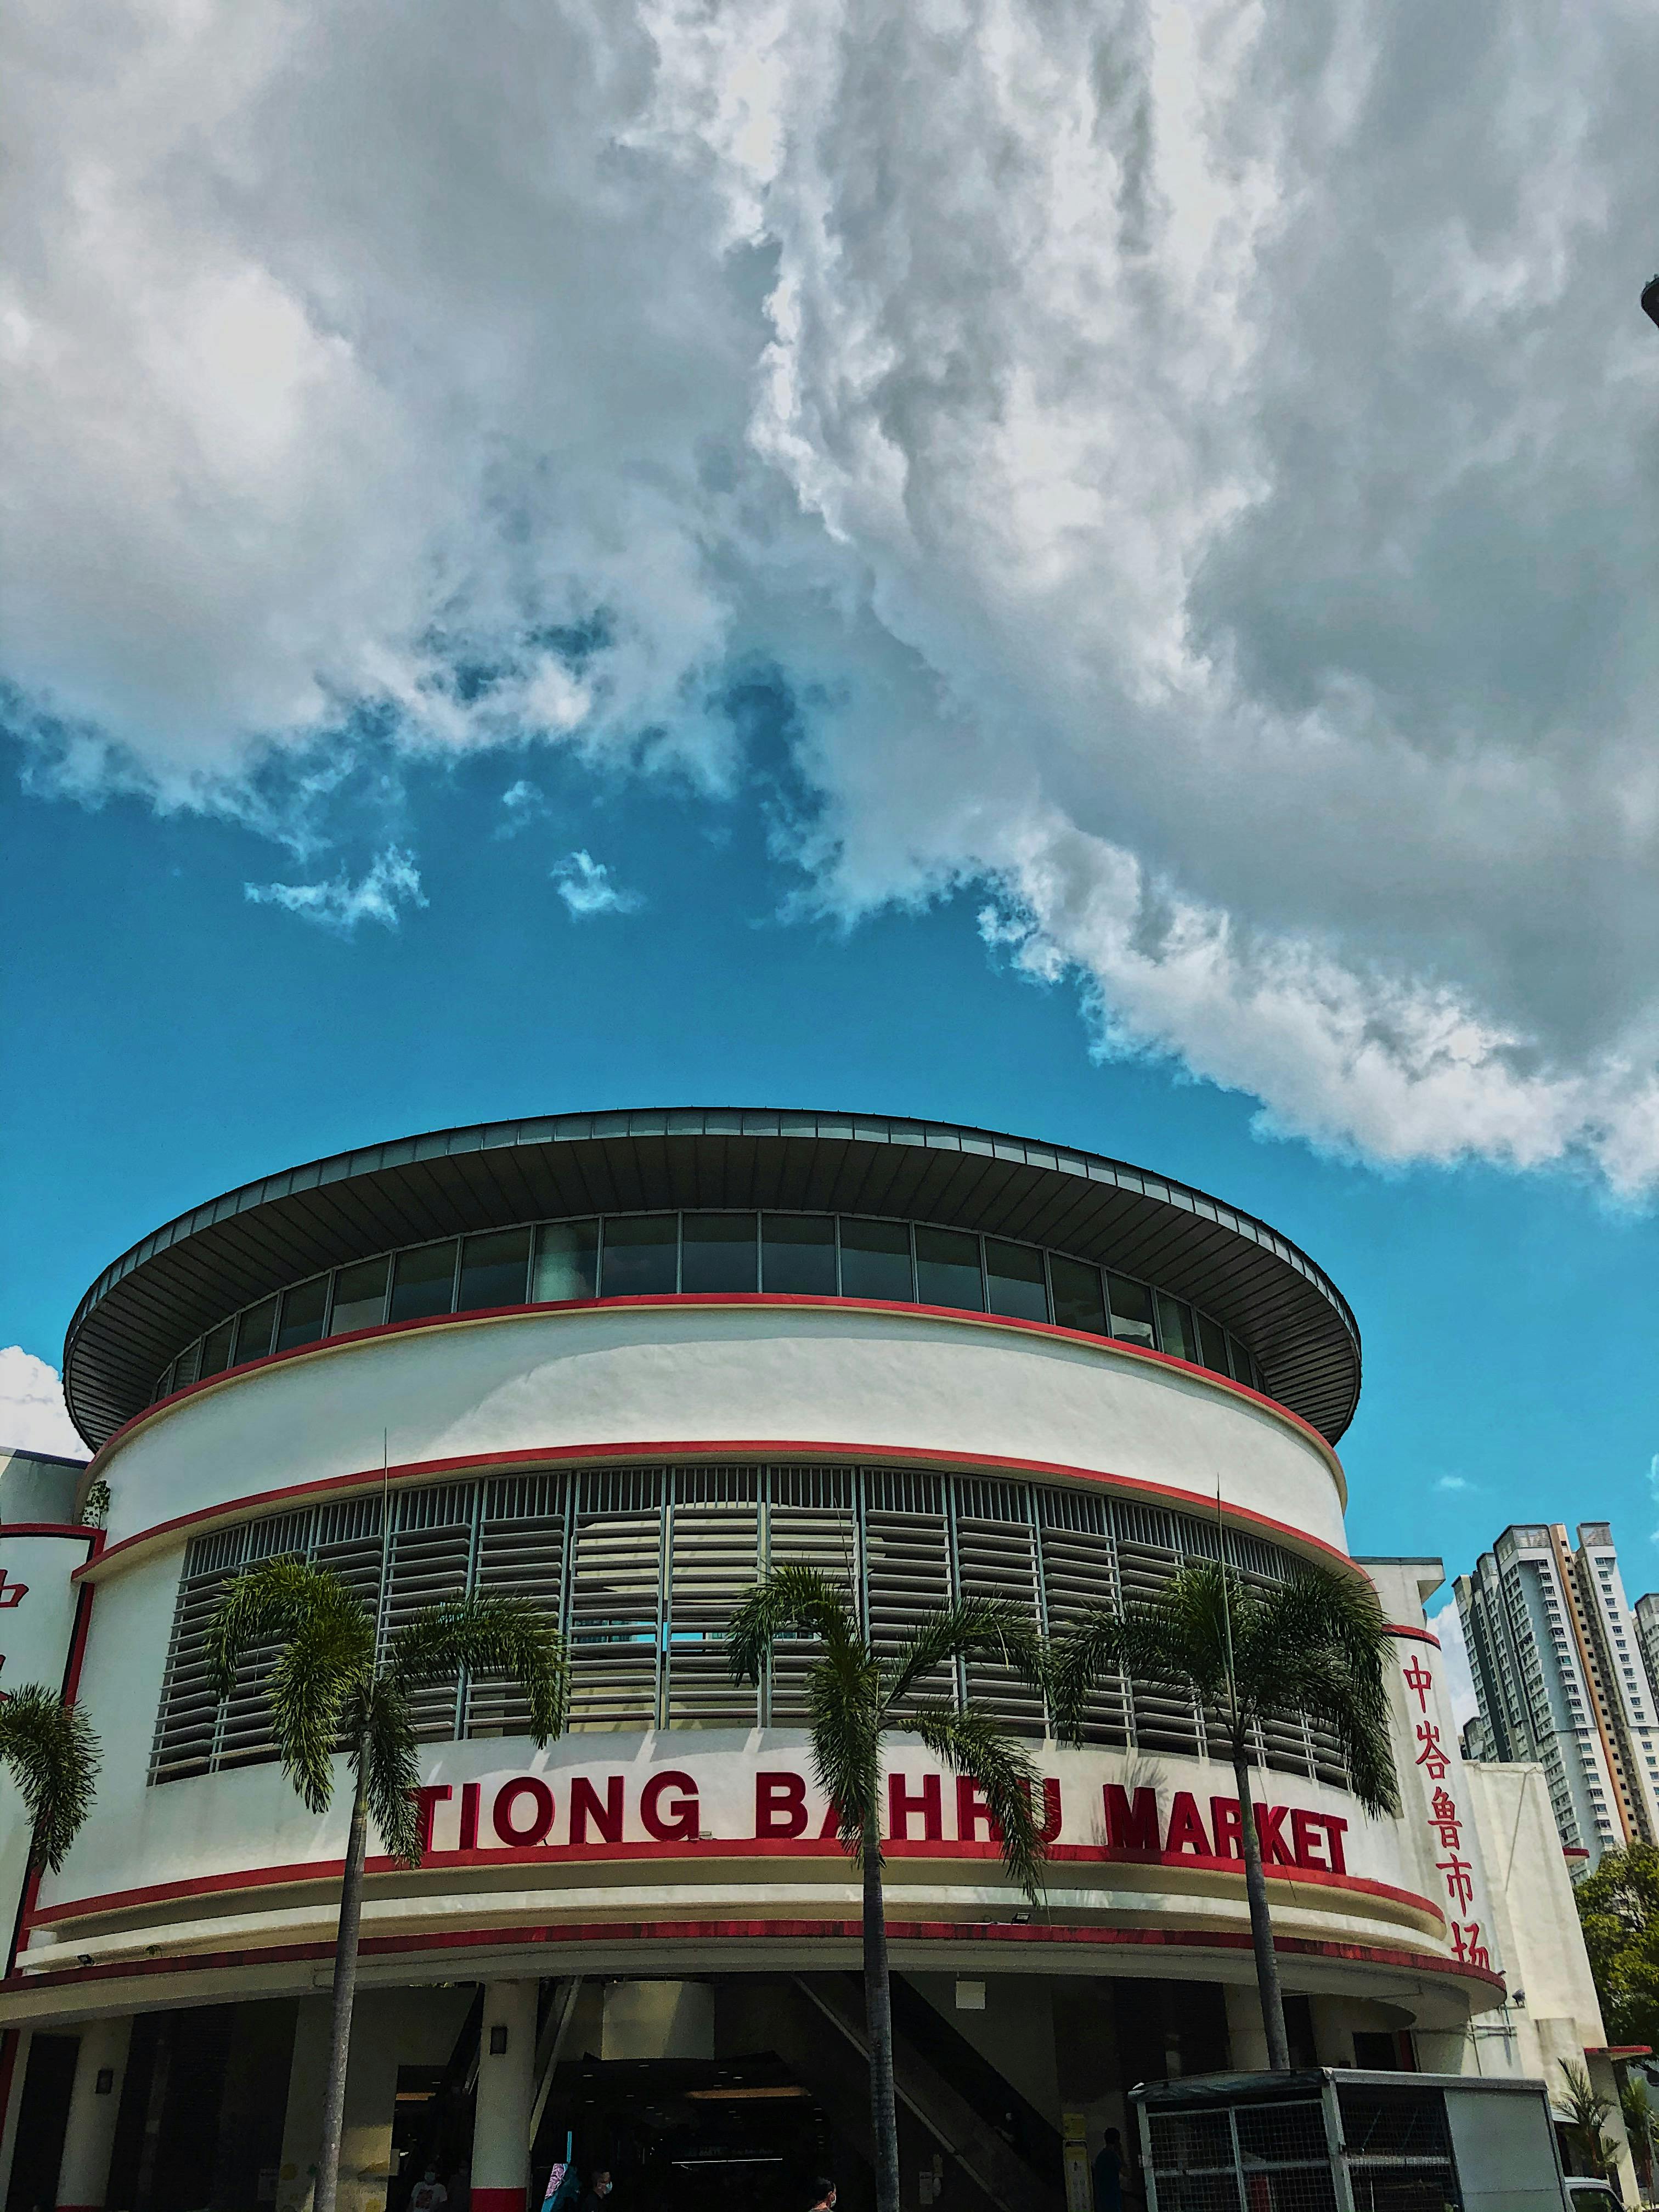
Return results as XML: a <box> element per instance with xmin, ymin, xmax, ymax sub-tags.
<box><xmin>314</xmin><ymin>1757</ymin><xmax>371</xmax><ymax>2212</ymax></box>
<box><xmin>1232</xmin><ymin>1745</ymin><xmax>1290</xmax><ymax>2071</ymax></box>
<box><xmin>862</xmin><ymin>1841</ymin><xmax>902</xmax><ymax>2212</ymax></box>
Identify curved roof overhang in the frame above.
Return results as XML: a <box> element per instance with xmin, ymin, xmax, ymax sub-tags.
<box><xmin>63</xmin><ymin>1108</ymin><xmax>1362</xmax><ymax>1450</ymax></box>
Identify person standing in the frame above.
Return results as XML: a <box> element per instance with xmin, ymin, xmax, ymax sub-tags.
<box><xmin>1091</xmin><ymin>2130</ymin><xmax>1125</xmax><ymax>2212</ymax></box>
<box><xmin>808</xmin><ymin>2179</ymin><xmax>837</xmax><ymax>2212</ymax></box>
<box><xmin>410</xmin><ymin>2169</ymin><xmax>450</xmax><ymax>2212</ymax></box>
<box><xmin>577</xmin><ymin>2167</ymin><xmax>614</xmax><ymax>2212</ymax></box>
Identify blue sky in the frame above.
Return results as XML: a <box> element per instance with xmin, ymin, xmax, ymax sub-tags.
<box><xmin>5</xmin><ymin>2</ymin><xmax>1659</xmax><ymax>1669</ymax></box>
<box><xmin>4</xmin><ymin>719</ymin><xmax>1655</xmax><ymax>1628</ymax></box>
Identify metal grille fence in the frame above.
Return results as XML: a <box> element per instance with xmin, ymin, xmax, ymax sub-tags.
<box><xmin>1142</xmin><ymin>2086</ymin><xmax>1461</xmax><ymax>2212</ymax></box>
<box><xmin>150</xmin><ymin>1463</ymin><xmax>1350</xmax><ymax>1788</ymax></box>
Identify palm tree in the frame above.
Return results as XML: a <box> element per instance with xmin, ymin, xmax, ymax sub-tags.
<box><xmin>206</xmin><ymin>1559</ymin><xmax>567</xmax><ymax>2212</ymax></box>
<box><xmin>1620</xmin><ymin>2074</ymin><xmax>1655</xmax><ymax>2196</ymax></box>
<box><xmin>726</xmin><ymin>1565</ymin><xmax>1049</xmax><ymax>2212</ymax></box>
<box><xmin>0</xmin><ymin>1684</ymin><xmax>100</xmax><ymax>1871</ymax></box>
<box><xmin>1049</xmin><ymin>1558</ymin><xmax>1398</xmax><ymax>2072</ymax></box>
<box><xmin>1560</xmin><ymin>2059</ymin><xmax>1617</xmax><ymax>2179</ymax></box>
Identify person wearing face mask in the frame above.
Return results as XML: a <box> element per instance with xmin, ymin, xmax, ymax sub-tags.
<box><xmin>409</xmin><ymin>2169</ymin><xmax>449</xmax><ymax>2212</ymax></box>
<box><xmin>577</xmin><ymin>2167</ymin><xmax>614</xmax><ymax>2212</ymax></box>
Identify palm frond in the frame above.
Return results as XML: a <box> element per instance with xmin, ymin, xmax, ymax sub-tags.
<box><xmin>390</xmin><ymin>1594</ymin><xmax>568</xmax><ymax>1746</ymax></box>
<box><xmin>356</xmin><ymin>1673</ymin><xmax>422</xmax><ymax>1866</ymax></box>
<box><xmin>204</xmin><ymin>1558</ymin><xmax>373</xmax><ymax>1700</ymax></box>
<box><xmin>0</xmin><ymin>1685</ymin><xmax>100</xmax><ymax>1872</ymax></box>
<box><xmin>805</xmin><ymin>1634</ymin><xmax>883</xmax><ymax>1865</ymax></box>
<box><xmin>883</xmin><ymin>1599</ymin><xmax>1046</xmax><ymax>1716</ymax></box>
<box><xmin>1231</xmin><ymin>1570</ymin><xmax>1398</xmax><ymax>1816</ymax></box>
<box><xmin>726</xmin><ymin>1564</ymin><xmax>862</xmax><ymax>1688</ymax></box>
<box><xmin>907</xmin><ymin>1699</ymin><xmax>1047</xmax><ymax>1906</ymax></box>
<box><xmin>1050</xmin><ymin>1571</ymin><xmax>1230</xmax><ymax>1743</ymax></box>
<box><xmin>265</xmin><ymin>1610</ymin><xmax>370</xmax><ymax>1814</ymax></box>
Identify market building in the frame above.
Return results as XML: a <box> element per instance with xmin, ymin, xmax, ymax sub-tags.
<box><xmin>0</xmin><ymin>1109</ymin><xmax>1634</xmax><ymax>2210</ymax></box>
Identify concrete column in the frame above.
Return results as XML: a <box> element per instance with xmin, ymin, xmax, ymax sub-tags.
<box><xmin>472</xmin><ymin>1982</ymin><xmax>539</xmax><ymax>2212</ymax></box>
<box><xmin>55</xmin><ymin>2015</ymin><xmax>133</xmax><ymax>2211</ymax></box>
<box><xmin>1223</xmin><ymin>1983</ymin><xmax>1269</xmax><ymax>2074</ymax></box>
<box><xmin>0</xmin><ymin>2030</ymin><xmax>33</xmax><ymax>2208</ymax></box>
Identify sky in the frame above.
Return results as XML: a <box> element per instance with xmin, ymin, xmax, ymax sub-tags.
<box><xmin>4</xmin><ymin>0</ymin><xmax>1658</xmax><ymax>1689</ymax></box>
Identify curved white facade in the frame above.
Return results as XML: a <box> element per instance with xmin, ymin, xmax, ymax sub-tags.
<box><xmin>0</xmin><ymin>1115</ymin><xmax>1524</xmax><ymax>2212</ymax></box>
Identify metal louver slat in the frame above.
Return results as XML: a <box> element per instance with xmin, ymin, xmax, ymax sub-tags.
<box><xmin>567</xmin><ymin>1469</ymin><xmax>663</xmax><ymax>1731</ymax></box>
<box><xmin>765</xmin><ymin>1466</ymin><xmax>859</xmax><ymax>1726</ymax></box>
<box><xmin>665</xmin><ymin>1470</ymin><xmax>760</xmax><ymax>1728</ymax></box>
<box><xmin>379</xmin><ymin>1488</ymin><xmax>477</xmax><ymax>1741</ymax></box>
<box><xmin>866</xmin><ymin>1469</ymin><xmax>953</xmax><ymax>1709</ymax></box>
<box><xmin>954</xmin><ymin>1483</ymin><xmax>1045</xmax><ymax>1737</ymax></box>
<box><xmin>1037</xmin><ymin>1491</ymin><xmax>1128</xmax><ymax>1748</ymax></box>
<box><xmin>469</xmin><ymin>1472</ymin><xmax>567</xmax><ymax>1740</ymax></box>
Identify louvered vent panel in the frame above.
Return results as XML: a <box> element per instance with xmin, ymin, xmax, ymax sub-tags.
<box><xmin>1037</xmin><ymin>1488</ymin><xmax>1127</xmax><ymax>1747</ymax></box>
<box><xmin>665</xmin><ymin>1468</ymin><xmax>760</xmax><ymax>1728</ymax></box>
<box><xmin>217</xmin><ymin>1512</ymin><xmax>313</xmax><ymax>1772</ymax></box>
<box><xmin>469</xmin><ymin>1473</ymin><xmax>567</xmax><ymax>1738</ymax></box>
<box><xmin>766</xmin><ymin>1466</ymin><xmax>859</xmax><ymax>1724</ymax></box>
<box><xmin>567</xmin><ymin>1469</ymin><xmax>663</xmax><ymax>1731</ymax></box>
<box><xmin>1115</xmin><ymin>1505</ymin><xmax>1205</xmax><ymax>1758</ymax></box>
<box><xmin>379</xmin><ymin>1485</ymin><xmax>477</xmax><ymax>1741</ymax></box>
<box><xmin>953</xmin><ymin>1482</ymin><xmax>1044</xmax><ymax>1736</ymax></box>
<box><xmin>150</xmin><ymin>1527</ymin><xmax>251</xmax><ymax>1782</ymax></box>
<box><xmin>866</xmin><ymin>1468</ymin><xmax>953</xmax><ymax>1708</ymax></box>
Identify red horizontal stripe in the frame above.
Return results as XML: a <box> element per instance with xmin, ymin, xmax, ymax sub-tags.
<box><xmin>93</xmin><ymin>1293</ymin><xmax>1343</xmax><ymax>1480</ymax></box>
<box><xmin>0</xmin><ymin>1524</ymin><xmax>98</xmax><ymax>1543</ymax></box>
<box><xmin>1382</xmin><ymin>1626</ymin><xmax>1441</xmax><ymax>1648</ymax></box>
<box><xmin>471</xmin><ymin>2194</ymin><xmax>524</xmax><ymax>2212</ymax></box>
<box><xmin>3</xmin><ymin>1916</ymin><xmax>1505</xmax><ymax>2001</ymax></box>
<box><xmin>32</xmin><ymin>1835</ymin><xmax>1438</xmax><ymax>1928</ymax></box>
<box><xmin>77</xmin><ymin>1440</ymin><xmax>1353</xmax><ymax>1589</ymax></box>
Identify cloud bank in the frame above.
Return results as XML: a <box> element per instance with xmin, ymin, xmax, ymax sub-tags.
<box><xmin>7</xmin><ymin>0</ymin><xmax>1659</xmax><ymax>1183</ymax></box>
<box><xmin>245</xmin><ymin>844</ymin><xmax>427</xmax><ymax>931</ymax></box>
<box><xmin>0</xmin><ymin>1347</ymin><xmax>84</xmax><ymax>1459</ymax></box>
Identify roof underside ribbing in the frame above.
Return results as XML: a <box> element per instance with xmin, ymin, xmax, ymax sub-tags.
<box><xmin>64</xmin><ymin>1109</ymin><xmax>1362</xmax><ymax>1451</ymax></box>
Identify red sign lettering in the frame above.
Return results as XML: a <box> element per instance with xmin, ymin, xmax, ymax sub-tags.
<box><xmin>1290</xmin><ymin>1808</ymin><xmax>1328</xmax><ymax>1871</ymax></box>
<box><xmin>889</xmin><ymin>1772</ymin><xmax>943</xmax><ymax>1842</ymax></box>
<box><xmin>641</xmin><ymin>1770</ymin><xmax>699</xmax><ymax>1842</ymax></box>
<box><xmin>1164</xmin><ymin>1792</ymin><xmax>1211</xmax><ymax>1857</ymax></box>
<box><xmin>755</xmin><ymin>1770</ymin><xmax>809</xmax><ymax>1838</ymax></box>
<box><xmin>1253</xmin><ymin>1802</ymin><xmax>1296</xmax><ymax>1866</ymax></box>
<box><xmin>1401</xmin><ymin>1655</ymin><xmax>1434</xmax><ymax>1713</ymax></box>
<box><xmin>1103</xmin><ymin>1784</ymin><xmax>1160</xmax><ymax>1853</ymax></box>
<box><xmin>493</xmin><ymin>1776</ymin><xmax>555</xmax><ymax>1847</ymax></box>
<box><xmin>1209</xmin><ymin>1797</ymin><xmax>1244</xmax><ymax>1859</ymax></box>
<box><xmin>570</xmin><ymin>1773</ymin><xmax>624</xmax><ymax>1845</ymax></box>
<box><xmin>459</xmin><ymin>1780</ymin><xmax>481</xmax><ymax>1851</ymax></box>
<box><xmin>1322</xmin><ymin>1814</ymin><xmax>1348</xmax><ymax>1875</ymax></box>
<box><xmin>409</xmin><ymin>1784</ymin><xmax>453</xmax><ymax>1852</ymax></box>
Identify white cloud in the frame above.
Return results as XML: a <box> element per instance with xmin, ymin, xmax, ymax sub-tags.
<box><xmin>496</xmin><ymin>779</ymin><xmax>548</xmax><ymax>836</ymax></box>
<box><xmin>1648</xmin><ymin>1454</ymin><xmax>1659</xmax><ymax>1544</ymax></box>
<box><xmin>1436</xmin><ymin>1475</ymin><xmax>1471</xmax><ymax>1494</ymax></box>
<box><xmin>8</xmin><ymin>1</ymin><xmax>1659</xmax><ymax>1185</ymax></box>
<box><xmin>0</xmin><ymin>1347</ymin><xmax>84</xmax><ymax>1459</ymax></box>
<box><xmin>245</xmin><ymin>843</ymin><xmax>427</xmax><ymax>932</ymax></box>
<box><xmin>551</xmin><ymin>850</ymin><xmax>642</xmax><ymax>918</ymax></box>
<box><xmin>1429</xmin><ymin>1599</ymin><xmax>1480</xmax><ymax>1735</ymax></box>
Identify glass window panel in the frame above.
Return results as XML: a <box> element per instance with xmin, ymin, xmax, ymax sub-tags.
<box><xmin>1155</xmin><ymin>1293</ymin><xmax>1196</xmax><ymax>1364</ymax></box>
<box><xmin>1195</xmin><ymin>1313</ymin><xmax>1231</xmax><ymax>1375</ymax></box>
<box><xmin>329</xmin><ymin>1256</ymin><xmax>390</xmax><ymax>1335</ymax></box>
<box><xmin>915</xmin><ymin>1226</ymin><xmax>984</xmax><ymax>1312</ymax></box>
<box><xmin>458</xmin><ymin>1227</ymin><xmax>532</xmax><ymax>1312</ymax></box>
<box><xmin>198</xmin><ymin>1319</ymin><xmax>236</xmax><ymax>1378</ymax></box>
<box><xmin>984</xmin><ymin>1239</ymin><xmax>1048</xmax><ymax>1322</ymax></box>
<box><xmin>1049</xmin><ymin>1256</ymin><xmax>1107</xmax><ymax>1335</ymax></box>
<box><xmin>838</xmin><ymin>1217</ymin><xmax>913</xmax><ymax>1302</ymax></box>
<box><xmin>1107</xmin><ymin>1273</ymin><xmax>1156</xmax><ymax>1350</ymax></box>
<box><xmin>234</xmin><ymin>1296</ymin><xmax>278</xmax><ymax>1365</ymax></box>
<box><xmin>533</xmin><ymin>1221</ymin><xmax>599</xmax><ymax>1302</ymax></box>
<box><xmin>276</xmin><ymin>1274</ymin><xmax>330</xmax><ymax>1351</ymax></box>
<box><xmin>600</xmin><ymin>1215</ymin><xmax>678</xmax><ymax>1296</ymax></box>
<box><xmin>681</xmin><ymin>1212</ymin><xmax>759</xmax><ymax>1294</ymax></box>
<box><xmin>389</xmin><ymin>1241</ymin><xmax>459</xmax><ymax>1324</ymax></box>
<box><xmin>1226</xmin><ymin>1332</ymin><xmax>1255</xmax><ymax>1386</ymax></box>
<box><xmin>761</xmin><ymin>1215</ymin><xmax>838</xmax><ymax>1295</ymax></box>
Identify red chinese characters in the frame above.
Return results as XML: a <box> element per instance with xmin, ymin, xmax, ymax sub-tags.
<box><xmin>1402</xmin><ymin>1656</ymin><xmax>1491</xmax><ymax>1965</ymax></box>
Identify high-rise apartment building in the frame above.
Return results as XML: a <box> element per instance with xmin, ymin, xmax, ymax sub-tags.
<box><xmin>1455</xmin><ymin>1522</ymin><xmax>1659</xmax><ymax>1865</ymax></box>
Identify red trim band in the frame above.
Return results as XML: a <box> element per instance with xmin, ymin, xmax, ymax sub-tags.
<box><xmin>97</xmin><ymin>1293</ymin><xmax>1344</xmax><ymax>1479</ymax></box>
<box><xmin>1382</xmin><ymin>1626</ymin><xmax>1442</xmax><ymax>1649</ymax></box>
<box><xmin>77</xmin><ymin>1442</ymin><xmax>1355</xmax><ymax>1589</ymax></box>
<box><xmin>3</xmin><ymin>1915</ymin><xmax>1506</xmax><ymax>1999</ymax></box>
<box><xmin>0</xmin><ymin>1524</ymin><xmax>98</xmax><ymax>1544</ymax></box>
<box><xmin>31</xmin><ymin>1837</ymin><xmax>1439</xmax><ymax>1930</ymax></box>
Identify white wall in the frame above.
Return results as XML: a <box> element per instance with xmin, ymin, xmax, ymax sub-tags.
<box><xmin>93</xmin><ymin>1301</ymin><xmax>1347</xmax><ymax>1554</ymax></box>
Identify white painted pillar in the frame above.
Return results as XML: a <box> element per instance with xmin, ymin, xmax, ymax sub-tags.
<box><xmin>472</xmin><ymin>1982</ymin><xmax>539</xmax><ymax>2212</ymax></box>
<box><xmin>1222</xmin><ymin>1982</ymin><xmax>1269</xmax><ymax>2073</ymax></box>
<box><xmin>0</xmin><ymin>2030</ymin><xmax>33</xmax><ymax>2208</ymax></box>
<box><xmin>55</xmin><ymin>2016</ymin><xmax>133</xmax><ymax>2211</ymax></box>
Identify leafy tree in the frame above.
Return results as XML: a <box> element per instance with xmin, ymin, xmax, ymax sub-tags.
<box><xmin>1559</xmin><ymin>2059</ymin><xmax>1617</xmax><ymax>2180</ymax></box>
<box><xmin>726</xmin><ymin>1566</ymin><xmax>1049</xmax><ymax>2212</ymax></box>
<box><xmin>1574</xmin><ymin>1843</ymin><xmax>1659</xmax><ymax>2053</ymax></box>
<box><xmin>1620</xmin><ymin>2074</ymin><xmax>1656</xmax><ymax>2197</ymax></box>
<box><xmin>207</xmin><ymin>1559</ymin><xmax>567</xmax><ymax>2212</ymax></box>
<box><xmin>0</xmin><ymin>1684</ymin><xmax>100</xmax><ymax>1871</ymax></box>
<box><xmin>1049</xmin><ymin>1558</ymin><xmax>1398</xmax><ymax>2070</ymax></box>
